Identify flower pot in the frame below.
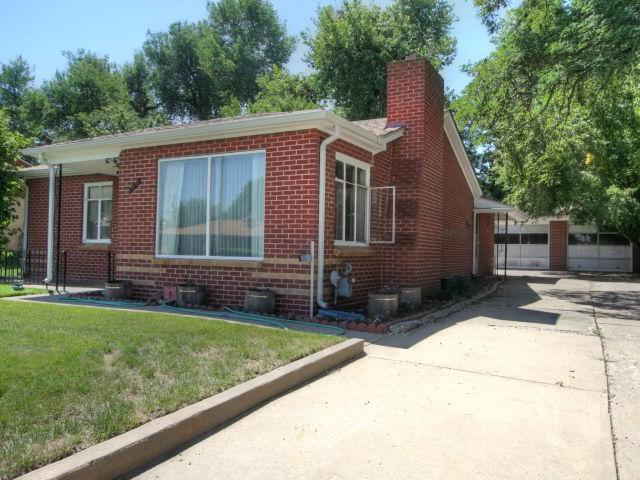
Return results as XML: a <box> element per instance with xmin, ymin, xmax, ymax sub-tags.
<box><xmin>368</xmin><ymin>292</ymin><xmax>399</xmax><ymax>316</ymax></box>
<box><xmin>177</xmin><ymin>284</ymin><xmax>206</xmax><ymax>306</ymax></box>
<box><xmin>244</xmin><ymin>288</ymin><xmax>276</xmax><ymax>314</ymax></box>
<box><xmin>104</xmin><ymin>280</ymin><xmax>132</xmax><ymax>300</ymax></box>
<box><xmin>399</xmin><ymin>286</ymin><xmax>422</xmax><ymax>308</ymax></box>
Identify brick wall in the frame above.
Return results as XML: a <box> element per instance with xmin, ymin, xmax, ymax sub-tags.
<box><xmin>385</xmin><ymin>57</ymin><xmax>446</xmax><ymax>294</ymax></box>
<box><xmin>477</xmin><ymin>213</ymin><xmax>495</xmax><ymax>275</ymax></box>
<box><xmin>440</xmin><ymin>135</ymin><xmax>474</xmax><ymax>276</ymax></box>
<box><xmin>549</xmin><ymin>220</ymin><xmax>568</xmax><ymax>270</ymax></box>
<box><xmin>26</xmin><ymin>174</ymin><xmax>117</xmax><ymax>284</ymax></box>
<box><xmin>114</xmin><ymin>130</ymin><xmax>322</xmax><ymax>315</ymax></box>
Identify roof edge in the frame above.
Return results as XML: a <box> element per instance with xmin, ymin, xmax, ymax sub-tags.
<box><xmin>443</xmin><ymin>110</ymin><xmax>483</xmax><ymax>199</ymax></box>
<box><xmin>22</xmin><ymin>110</ymin><xmax>397</xmax><ymax>162</ymax></box>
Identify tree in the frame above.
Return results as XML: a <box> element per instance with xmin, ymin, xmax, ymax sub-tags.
<box><xmin>303</xmin><ymin>0</ymin><xmax>456</xmax><ymax>120</ymax></box>
<box><xmin>0</xmin><ymin>57</ymin><xmax>32</xmax><ymax>132</ymax></box>
<box><xmin>144</xmin><ymin>21</ymin><xmax>232</xmax><ymax>121</ymax></box>
<box><xmin>42</xmin><ymin>50</ymin><xmax>150</xmax><ymax>141</ymax></box>
<box><xmin>0</xmin><ymin>57</ymin><xmax>48</xmax><ymax>139</ymax></box>
<box><xmin>0</xmin><ymin>109</ymin><xmax>28</xmax><ymax>245</ymax></box>
<box><xmin>453</xmin><ymin>0</ymin><xmax>640</xmax><ymax>241</ymax></box>
<box><xmin>247</xmin><ymin>67</ymin><xmax>320</xmax><ymax>114</ymax></box>
<box><xmin>122</xmin><ymin>52</ymin><xmax>158</xmax><ymax>119</ymax></box>
<box><xmin>208</xmin><ymin>0</ymin><xmax>295</xmax><ymax>105</ymax></box>
<box><xmin>143</xmin><ymin>0</ymin><xmax>294</xmax><ymax>121</ymax></box>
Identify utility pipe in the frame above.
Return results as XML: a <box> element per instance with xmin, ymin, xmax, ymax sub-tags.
<box><xmin>44</xmin><ymin>163</ymin><xmax>56</xmax><ymax>284</ymax></box>
<box><xmin>316</xmin><ymin>126</ymin><xmax>341</xmax><ymax>309</ymax></box>
<box><xmin>309</xmin><ymin>240</ymin><xmax>315</xmax><ymax>319</ymax></box>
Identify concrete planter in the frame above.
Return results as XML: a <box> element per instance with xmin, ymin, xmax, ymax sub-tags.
<box><xmin>177</xmin><ymin>284</ymin><xmax>206</xmax><ymax>306</ymax></box>
<box><xmin>399</xmin><ymin>286</ymin><xmax>422</xmax><ymax>308</ymax></box>
<box><xmin>245</xmin><ymin>288</ymin><xmax>276</xmax><ymax>314</ymax></box>
<box><xmin>368</xmin><ymin>292</ymin><xmax>399</xmax><ymax>316</ymax></box>
<box><xmin>104</xmin><ymin>280</ymin><xmax>132</xmax><ymax>300</ymax></box>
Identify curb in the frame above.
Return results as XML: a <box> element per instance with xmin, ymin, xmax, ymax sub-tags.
<box><xmin>19</xmin><ymin>338</ymin><xmax>364</xmax><ymax>480</ymax></box>
<box><xmin>389</xmin><ymin>280</ymin><xmax>504</xmax><ymax>335</ymax></box>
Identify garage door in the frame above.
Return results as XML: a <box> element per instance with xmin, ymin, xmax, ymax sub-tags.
<box><xmin>495</xmin><ymin>224</ymin><xmax>549</xmax><ymax>270</ymax></box>
<box><xmin>567</xmin><ymin>231</ymin><xmax>632</xmax><ymax>272</ymax></box>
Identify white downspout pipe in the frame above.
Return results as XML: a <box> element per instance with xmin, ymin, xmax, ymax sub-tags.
<box><xmin>316</xmin><ymin>126</ymin><xmax>341</xmax><ymax>309</ymax></box>
<box><xmin>21</xmin><ymin>184</ymin><xmax>29</xmax><ymax>253</ymax></box>
<box><xmin>44</xmin><ymin>164</ymin><xmax>55</xmax><ymax>284</ymax></box>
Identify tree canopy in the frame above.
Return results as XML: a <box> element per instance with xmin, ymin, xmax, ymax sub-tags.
<box><xmin>247</xmin><ymin>67</ymin><xmax>320</xmax><ymax>114</ymax></box>
<box><xmin>453</xmin><ymin>0</ymin><xmax>640</xmax><ymax>241</ymax></box>
<box><xmin>143</xmin><ymin>0</ymin><xmax>295</xmax><ymax>121</ymax></box>
<box><xmin>303</xmin><ymin>0</ymin><xmax>456</xmax><ymax>120</ymax></box>
<box><xmin>0</xmin><ymin>109</ymin><xmax>27</xmax><ymax>243</ymax></box>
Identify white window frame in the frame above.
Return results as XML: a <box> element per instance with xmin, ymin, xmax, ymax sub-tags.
<box><xmin>155</xmin><ymin>150</ymin><xmax>266</xmax><ymax>261</ymax></box>
<box><xmin>369</xmin><ymin>186</ymin><xmax>396</xmax><ymax>244</ymax></box>
<box><xmin>82</xmin><ymin>181</ymin><xmax>113</xmax><ymax>244</ymax></box>
<box><xmin>334</xmin><ymin>152</ymin><xmax>370</xmax><ymax>247</ymax></box>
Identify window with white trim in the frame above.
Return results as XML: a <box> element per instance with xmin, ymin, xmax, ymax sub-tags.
<box><xmin>83</xmin><ymin>182</ymin><xmax>113</xmax><ymax>243</ymax></box>
<box><xmin>335</xmin><ymin>155</ymin><xmax>369</xmax><ymax>245</ymax></box>
<box><xmin>156</xmin><ymin>151</ymin><xmax>265</xmax><ymax>259</ymax></box>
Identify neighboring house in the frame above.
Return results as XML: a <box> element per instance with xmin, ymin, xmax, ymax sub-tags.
<box><xmin>18</xmin><ymin>57</ymin><xmax>510</xmax><ymax>315</ymax></box>
<box><xmin>494</xmin><ymin>218</ymin><xmax>637</xmax><ymax>273</ymax></box>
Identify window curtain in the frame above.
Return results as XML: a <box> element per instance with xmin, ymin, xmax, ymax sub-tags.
<box><xmin>158</xmin><ymin>159</ymin><xmax>207</xmax><ymax>255</ymax></box>
<box><xmin>210</xmin><ymin>153</ymin><xmax>265</xmax><ymax>257</ymax></box>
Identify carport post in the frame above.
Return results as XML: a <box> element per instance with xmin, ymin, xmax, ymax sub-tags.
<box><xmin>504</xmin><ymin>212</ymin><xmax>508</xmax><ymax>279</ymax></box>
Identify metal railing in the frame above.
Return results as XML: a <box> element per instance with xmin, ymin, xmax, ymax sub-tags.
<box><xmin>0</xmin><ymin>249</ymin><xmax>67</xmax><ymax>289</ymax></box>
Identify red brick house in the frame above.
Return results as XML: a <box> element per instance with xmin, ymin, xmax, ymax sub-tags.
<box><xmin>19</xmin><ymin>57</ymin><xmax>510</xmax><ymax>316</ymax></box>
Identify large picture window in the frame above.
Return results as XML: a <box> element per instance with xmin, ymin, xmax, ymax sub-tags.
<box><xmin>335</xmin><ymin>154</ymin><xmax>369</xmax><ymax>245</ymax></box>
<box><xmin>157</xmin><ymin>151</ymin><xmax>265</xmax><ymax>259</ymax></box>
<box><xmin>83</xmin><ymin>182</ymin><xmax>112</xmax><ymax>243</ymax></box>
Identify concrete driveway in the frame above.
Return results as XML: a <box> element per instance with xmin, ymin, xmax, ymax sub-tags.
<box><xmin>129</xmin><ymin>271</ymin><xmax>638</xmax><ymax>480</ymax></box>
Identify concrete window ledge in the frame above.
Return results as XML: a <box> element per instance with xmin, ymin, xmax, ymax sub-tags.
<box><xmin>18</xmin><ymin>338</ymin><xmax>364</xmax><ymax>480</ymax></box>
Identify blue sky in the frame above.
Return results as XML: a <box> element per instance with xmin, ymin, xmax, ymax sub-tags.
<box><xmin>0</xmin><ymin>0</ymin><xmax>492</xmax><ymax>94</ymax></box>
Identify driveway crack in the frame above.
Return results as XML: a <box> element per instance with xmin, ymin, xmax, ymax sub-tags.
<box><xmin>589</xmin><ymin>280</ymin><xmax>621</xmax><ymax>480</ymax></box>
<box><xmin>365</xmin><ymin>354</ymin><xmax>605</xmax><ymax>393</ymax></box>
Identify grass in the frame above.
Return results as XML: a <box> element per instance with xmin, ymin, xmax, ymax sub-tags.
<box><xmin>0</xmin><ymin>284</ymin><xmax>47</xmax><ymax>298</ymax></box>
<box><xmin>0</xmin><ymin>300</ymin><xmax>340</xmax><ymax>479</ymax></box>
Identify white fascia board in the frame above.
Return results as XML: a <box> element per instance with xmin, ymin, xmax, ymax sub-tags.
<box><xmin>443</xmin><ymin>110</ymin><xmax>483</xmax><ymax>198</ymax></box>
<box><xmin>22</xmin><ymin>110</ymin><xmax>392</xmax><ymax>163</ymax></box>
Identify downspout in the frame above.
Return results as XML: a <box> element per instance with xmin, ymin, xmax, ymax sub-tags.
<box><xmin>21</xmin><ymin>184</ymin><xmax>29</xmax><ymax>253</ymax></box>
<box><xmin>316</xmin><ymin>126</ymin><xmax>341</xmax><ymax>309</ymax></box>
<box><xmin>44</xmin><ymin>163</ymin><xmax>55</xmax><ymax>284</ymax></box>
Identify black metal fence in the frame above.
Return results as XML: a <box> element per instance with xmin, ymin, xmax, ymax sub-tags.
<box><xmin>0</xmin><ymin>249</ymin><xmax>67</xmax><ymax>287</ymax></box>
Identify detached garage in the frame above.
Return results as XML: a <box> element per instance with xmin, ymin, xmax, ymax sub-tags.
<box><xmin>567</xmin><ymin>226</ymin><xmax>632</xmax><ymax>272</ymax></box>
<box><xmin>495</xmin><ymin>219</ymin><xmax>634</xmax><ymax>273</ymax></box>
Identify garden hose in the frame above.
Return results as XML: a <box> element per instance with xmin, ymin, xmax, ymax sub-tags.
<box><xmin>57</xmin><ymin>297</ymin><xmax>145</xmax><ymax>308</ymax></box>
<box><xmin>55</xmin><ymin>297</ymin><xmax>345</xmax><ymax>336</ymax></box>
<box><xmin>160</xmin><ymin>305</ymin><xmax>288</xmax><ymax>330</ymax></box>
<box><xmin>223</xmin><ymin>307</ymin><xmax>346</xmax><ymax>335</ymax></box>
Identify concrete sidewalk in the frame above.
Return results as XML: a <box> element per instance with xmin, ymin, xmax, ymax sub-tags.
<box><xmin>130</xmin><ymin>272</ymin><xmax>639</xmax><ymax>480</ymax></box>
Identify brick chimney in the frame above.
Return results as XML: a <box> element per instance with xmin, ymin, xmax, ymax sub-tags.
<box><xmin>385</xmin><ymin>56</ymin><xmax>446</xmax><ymax>292</ymax></box>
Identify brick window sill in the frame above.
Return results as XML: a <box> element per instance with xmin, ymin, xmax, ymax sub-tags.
<box><xmin>153</xmin><ymin>257</ymin><xmax>263</xmax><ymax>268</ymax></box>
<box><xmin>79</xmin><ymin>243</ymin><xmax>111</xmax><ymax>251</ymax></box>
<box><xmin>334</xmin><ymin>245</ymin><xmax>374</xmax><ymax>257</ymax></box>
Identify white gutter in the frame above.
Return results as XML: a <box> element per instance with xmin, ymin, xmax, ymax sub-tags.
<box><xmin>316</xmin><ymin>126</ymin><xmax>341</xmax><ymax>309</ymax></box>
<box><xmin>44</xmin><ymin>163</ymin><xmax>55</xmax><ymax>284</ymax></box>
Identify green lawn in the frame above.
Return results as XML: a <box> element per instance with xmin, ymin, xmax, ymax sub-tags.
<box><xmin>0</xmin><ymin>300</ymin><xmax>340</xmax><ymax>479</ymax></box>
<box><xmin>0</xmin><ymin>284</ymin><xmax>47</xmax><ymax>298</ymax></box>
